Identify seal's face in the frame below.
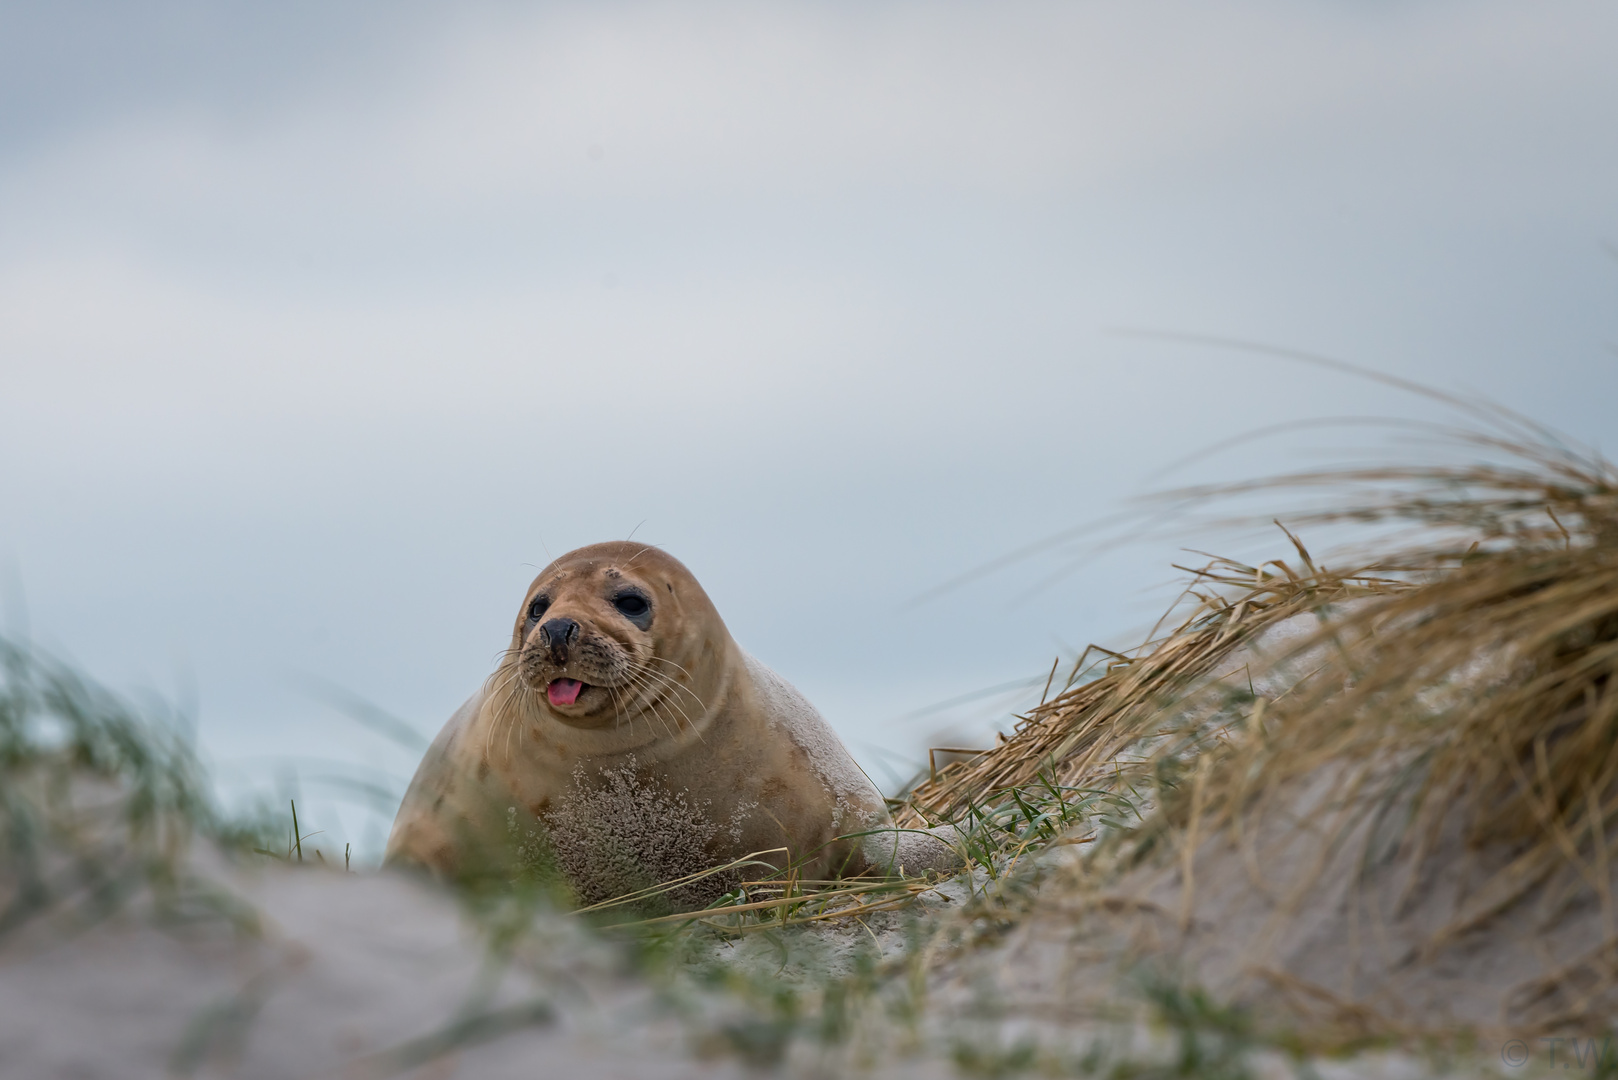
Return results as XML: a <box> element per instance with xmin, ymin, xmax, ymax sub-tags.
<box><xmin>510</xmin><ymin>543</ymin><xmax>719</xmax><ymax>732</ymax></box>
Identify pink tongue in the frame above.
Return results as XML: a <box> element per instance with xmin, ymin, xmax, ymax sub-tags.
<box><xmin>547</xmin><ymin>678</ymin><xmax>584</xmax><ymax>706</ymax></box>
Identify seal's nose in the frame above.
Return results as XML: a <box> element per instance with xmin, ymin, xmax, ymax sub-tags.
<box><xmin>540</xmin><ymin>617</ymin><xmax>580</xmax><ymax>664</ymax></box>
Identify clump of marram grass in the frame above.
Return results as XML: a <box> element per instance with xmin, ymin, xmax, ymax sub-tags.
<box><xmin>890</xmin><ymin>413</ymin><xmax>1618</xmax><ymax>1054</ymax></box>
<box><xmin>893</xmin><ymin>533</ymin><xmax>1407</xmax><ymax>834</ymax></box>
<box><xmin>1135</xmin><ymin>455</ymin><xmax>1618</xmax><ymax>886</ymax></box>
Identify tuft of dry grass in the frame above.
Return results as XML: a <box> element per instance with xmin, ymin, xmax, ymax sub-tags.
<box><xmin>1137</xmin><ymin>432</ymin><xmax>1618</xmax><ymax>924</ymax></box>
<box><xmin>904</xmin><ymin>420</ymin><xmax>1618</xmax><ymax>844</ymax></box>
<box><xmin>889</xmin><ymin>414</ymin><xmax>1618</xmax><ymax>1042</ymax></box>
<box><xmin>894</xmin><ymin>546</ymin><xmax>1404</xmax><ymax>834</ymax></box>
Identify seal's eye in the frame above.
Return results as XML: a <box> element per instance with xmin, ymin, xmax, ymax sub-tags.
<box><xmin>527</xmin><ymin>596</ymin><xmax>550</xmax><ymax>621</ymax></box>
<box><xmin>612</xmin><ymin>593</ymin><xmax>650</xmax><ymax>620</ymax></box>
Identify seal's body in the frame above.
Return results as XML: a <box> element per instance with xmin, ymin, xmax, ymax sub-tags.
<box><xmin>385</xmin><ymin>543</ymin><xmax>949</xmax><ymax>902</ymax></box>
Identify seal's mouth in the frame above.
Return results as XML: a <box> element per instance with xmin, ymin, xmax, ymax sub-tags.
<box><xmin>547</xmin><ymin>678</ymin><xmax>586</xmax><ymax>707</ymax></box>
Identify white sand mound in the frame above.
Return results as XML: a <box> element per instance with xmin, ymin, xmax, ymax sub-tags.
<box><xmin>0</xmin><ymin>858</ymin><xmax>734</xmax><ymax>1080</ymax></box>
<box><xmin>944</xmin><ymin>776</ymin><xmax>1615</xmax><ymax>1037</ymax></box>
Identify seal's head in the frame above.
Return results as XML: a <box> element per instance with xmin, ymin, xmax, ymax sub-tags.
<box><xmin>509</xmin><ymin>542</ymin><xmax>728</xmax><ymax>731</ymax></box>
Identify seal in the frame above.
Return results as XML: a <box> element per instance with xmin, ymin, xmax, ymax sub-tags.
<box><xmin>384</xmin><ymin>541</ymin><xmax>955</xmax><ymax>905</ymax></box>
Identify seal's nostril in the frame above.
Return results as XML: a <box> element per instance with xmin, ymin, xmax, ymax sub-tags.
<box><xmin>540</xmin><ymin>617</ymin><xmax>580</xmax><ymax>662</ymax></box>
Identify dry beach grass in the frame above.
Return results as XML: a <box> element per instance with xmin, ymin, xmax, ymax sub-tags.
<box><xmin>898</xmin><ymin>408</ymin><xmax>1618</xmax><ymax>1061</ymax></box>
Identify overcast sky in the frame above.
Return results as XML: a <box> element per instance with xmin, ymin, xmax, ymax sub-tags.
<box><xmin>3</xmin><ymin>0</ymin><xmax>1616</xmax><ymax>851</ymax></box>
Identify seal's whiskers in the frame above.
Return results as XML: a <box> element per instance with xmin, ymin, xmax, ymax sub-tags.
<box><xmin>615</xmin><ymin>666</ymin><xmax>706</xmax><ymax>746</ymax></box>
<box><xmin>615</xmin><ymin>665</ymin><xmax>685</xmax><ymax>740</ymax></box>
<box><xmin>482</xmin><ymin>656</ymin><xmax>523</xmax><ymax>761</ymax></box>
<box><xmin>632</xmin><ymin>660</ymin><xmax>709</xmax><ymax>726</ymax></box>
<box><xmin>604</xmin><ymin>680</ymin><xmax>633</xmax><ymax>738</ymax></box>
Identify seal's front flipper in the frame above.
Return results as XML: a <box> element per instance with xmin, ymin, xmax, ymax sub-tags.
<box><xmin>858</xmin><ymin>823</ymin><xmax>966</xmax><ymax>878</ymax></box>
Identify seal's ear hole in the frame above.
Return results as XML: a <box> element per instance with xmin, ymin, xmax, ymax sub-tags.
<box><xmin>527</xmin><ymin>596</ymin><xmax>551</xmax><ymax>622</ymax></box>
<box><xmin>666</xmin><ymin>583</ymin><xmax>673</xmax><ymax>593</ymax></box>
